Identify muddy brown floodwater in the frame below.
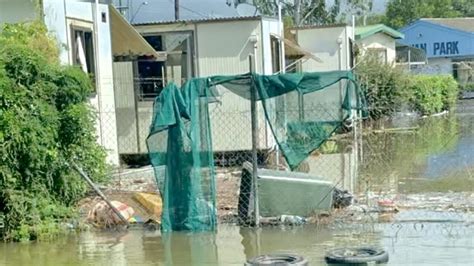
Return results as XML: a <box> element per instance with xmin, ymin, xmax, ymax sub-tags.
<box><xmin>1</xmin><ymin>100</ymin><xmax>473</xmax><ymax>265</ymax></box>
<box><xmin>0</xmin><ymin>212</ymin><xmax>472</xmax><ymax>265</ymax></box>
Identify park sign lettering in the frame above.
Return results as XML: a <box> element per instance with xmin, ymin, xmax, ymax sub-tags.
<box><xmin>433</xmin><ymin>41</ymin><xmax>459</xmax><ymax>55</ymax></box>
<box><xmin>413</xmin><ymin>41</ymin><xmax>460</xmax><ymax>56</ymax></box>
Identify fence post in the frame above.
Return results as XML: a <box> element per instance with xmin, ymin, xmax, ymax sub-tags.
<box><xmin>134</xmin><ymin>80</ymin><xmax>141</xmax><ymax>153</ymax></box>
<box><xmin>407</xmin><ymin>49</ymin><xmax>411</xmax><ymax>72</ymax></box>
<box><xmin>249</xmin><ymin>54</ymin><xmax>260</xmax><ymax>226</ymax></box>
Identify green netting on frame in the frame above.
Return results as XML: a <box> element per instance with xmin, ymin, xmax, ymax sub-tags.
<box><xmin>147</xmin><ymin>71</ymin><xmax>367</xmax><ymax>232</ymax></box>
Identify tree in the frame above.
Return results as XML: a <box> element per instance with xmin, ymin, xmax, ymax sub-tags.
<box><xmin>452</xmin><ymin>0</ymin><xmax>474</xmax><ymax>17</ymax></box>
<box><xmin>252</xmin><ymin>0</ymin><xmax>341</xmax><ymax>26</ymax></box>
<box><xmin>340</xmin><ymin>0</ymin><xmax>375</xmax><ymax>26</ymax></box>
<box><xmin>251</xmin><ymin>0</ymin><xmax>379</xmax><ymax>26</ymax></box>
<box><xmin>383</xmin><ymin>0</ymin><xmax>463</xmax><ymax>29</ymax></box>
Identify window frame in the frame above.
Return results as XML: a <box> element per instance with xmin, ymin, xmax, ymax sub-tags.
<box><xmin>68</xmin><ymin>19</ymin><xmax>97</xmax><ymax>94</ymax></box>
<box><xmin>270</xmin><ymin>35</ymin><xmax>281</xmax><ymax>73</ymax></box>
<box><xmin>136</xmin><ymin>31</ymin><xmax>195</xmax><ymax>101</ymax></box>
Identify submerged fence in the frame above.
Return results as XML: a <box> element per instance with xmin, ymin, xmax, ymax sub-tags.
<box><xmin>96</xmin><ymin>70</ymin><xmax>473</xmax><ymax>238</ymax></box>
<box><xmin>104</xmin><ymin>70</ymin><xmax>365</xmax><ymax>228</ymax></box>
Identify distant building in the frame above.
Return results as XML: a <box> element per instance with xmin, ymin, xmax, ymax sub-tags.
<box><xmin>355</xmin><ymin>24</ymin><xmax>405</xmax><ymax>64</ymax></box>
<box><xmin>399</xmin><ymin>18</ymin><xmax>474</xmax><ymax>86</ymax></box>
<box><xmin>286</xmin><ymin>24</ymin><xmax>403</xmax><ymax>71</ymax></box>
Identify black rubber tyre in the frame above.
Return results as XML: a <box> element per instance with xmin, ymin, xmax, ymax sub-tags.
<box><xmin>245</xmin><ymin>254</ymin><xmax>309</xmax><ymax>266</ymax></box>
<box><xmin>325</xmin><ymin>247</ymin><xmax>389</xmax><ymax>264</ymax></box>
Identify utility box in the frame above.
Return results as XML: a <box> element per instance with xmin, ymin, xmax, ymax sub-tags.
<box><xmin>258</xmin><ymin>172</ymin><xmax>334</xmax><ymax>217</ymax></box>
<box><xmin>238</xmin><ymin>162</ymin><xmax>334</xmax><ymax>220</ymax></box>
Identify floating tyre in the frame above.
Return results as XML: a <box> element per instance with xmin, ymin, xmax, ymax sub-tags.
<box><xmin>245</xmin><ymin>254</ymin><xmax>309</xmax><ymax>266</ymax></box>
<box><xmin>325</xmin><ymin>247</ymin><xmax>389</xmax><ymax>265</ymax></box>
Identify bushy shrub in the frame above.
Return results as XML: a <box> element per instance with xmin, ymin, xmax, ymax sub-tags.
<box><xmin>0</xmin><ymin>22</ymin><xmax>108</xmax><ymax>241</ymax></box>
<box><xmin>404</xmin><ymin>75</ymin><xmax>459</xmax><ymax>115</ymax></box>
<box><xmin>354</xmin><ymin>56</ymin><xmax>410</xmax><ymax>119</ymax></box>
<box><xmin>355</xmin><ymin>55</ymin><xmax>459</xmax><ymax>118</ymax></box>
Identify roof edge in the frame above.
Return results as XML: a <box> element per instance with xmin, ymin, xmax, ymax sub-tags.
<box><xmin>356</xmin><ymin>24</ymin><xmax>404</xmax><ymax>40</ymax></box>
<box><xmin>290</xmin><ymin>23</ymin><xmax>349</xmax><ymax>30</ymax></box>
<box><xmin>400</xmin><ymin>19</ymin><xmax>474</xmax><ymax>37</ymax></box>
<box><xmin>132</xmin><ymin>15</ymin><xmax>279</xmax><ymax>26</ymax></box>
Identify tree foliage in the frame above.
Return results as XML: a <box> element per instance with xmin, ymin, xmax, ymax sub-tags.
<box><xmin>251</xmin><ymin>0</ymin><xmax>377</xmax><ymax>26</ymax></box>
<box><xmin>253</xmin><ymin>0</ymin><xmax>341</xmax><ymax>26</ymax></box>
<box><xmin>383</xmin><ymin>0</ymin><xmax>472</xmax><ymax>29</ymax></box>
<box><xmin>355</xmin><ymin>55</ymin><xmax>409</xmax><ymax>119</ymax></box>
<box><xmin>0</xmin><ymin>22</ymin><xmax>108</xmax><ymax>241</ymax></box>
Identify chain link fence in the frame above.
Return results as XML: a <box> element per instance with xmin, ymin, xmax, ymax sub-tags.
<box><xmin>209</xmin><ymin>98</ymin><xmax>362</xmax><ymax>225</ymax></box>
<box><xmin>329</xmin><ymin>90</ymin><xmax>474</xmax><ymax>244</ymax></box>
<box><xmin>93</xmin><ymin>71</ymin><xmax>473</xmax><ymax>242</ymax></box>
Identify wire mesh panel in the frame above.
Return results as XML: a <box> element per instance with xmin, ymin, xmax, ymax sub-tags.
<box><xmin>145</xmin><ymin>71</ymin><xmax>365</xmax><ymax>231</ymax></box>
<box><xmin>147</xmin><ymin>80</ymin><xmax>217</xmax><ymax>232</ymax></box>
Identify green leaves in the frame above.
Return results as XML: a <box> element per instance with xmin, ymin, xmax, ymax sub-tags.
<box><xmin>383</xmin><ymin>0</ymin><xmax>467</xmax><ymax>29</ymax></box>
<box><xmin>406</xmin><ymin>75</ymin><xmax>459</xmax><ymax>115</ymax></box>
<box><xmin>0</xmin><ymin>22</ymin><xmax>107</xmax><ymax>241</ymax></box>
<box><xmin>355</xmin><ymin>55</ymin><xmax>409</xmax><ymax>119</ymax></box>
<box><xmin>355</xmin><ymin>56</ymin><xmax>459</xmax><ymax>118</ymax></box>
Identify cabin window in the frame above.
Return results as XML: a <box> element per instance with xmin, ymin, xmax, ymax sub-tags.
<box><xmin>136</xmin><ymin>35</ymin><xmax>165</xmax><ymax>100</ymax></box>
<box><xmin>271</xmin><ymin>35</ymin><xmax>281</xmax><ymax>73</ymax></box>
<box><xmin>71</xmin><ymin>25</ymin><xmax>96</xmax><ymax>92</ymax></box>
<box><xmin>72</xmin><ymin>29</ymin><xmax>95</xmax><ymax>76</ymax></box>
<box><xmin>137</xmin><ymin>32</ymin><xmax>194</xmax><ymax>100</ymax></box>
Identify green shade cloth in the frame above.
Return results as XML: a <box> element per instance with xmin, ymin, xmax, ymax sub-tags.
<box><xmin>147</xmin><ymin>71</ymin><xmax>366</xmax><ymax>232</ymax></box>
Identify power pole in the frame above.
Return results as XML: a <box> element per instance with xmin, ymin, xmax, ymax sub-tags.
<box><xmin>175</xmin><ymin>0</ymin><xmax>179</xmax><ymax>20</ymax></box>
<box><xmin>294</xmin><ymin>0</ymin><xmax>301</xmax><ymax>25</ymax></box>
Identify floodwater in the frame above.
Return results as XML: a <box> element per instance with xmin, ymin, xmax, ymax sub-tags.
<box><xmin>1</xmin><ymin>214</ymin><xmax>473</xmax><ymax>265</ymax></box>
<box><xmin>1</xmin><ymin>100</ymin><xmax>473</xmax><ymax>265</ymax></box>
<box><xmin>359</xmin><ymin>99</ymin><xmax>474</xmax><ymax>194</ymax></box>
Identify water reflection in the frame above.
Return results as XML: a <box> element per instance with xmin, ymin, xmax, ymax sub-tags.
<box><xmin>360</xmin><ymin>109</ymin><xmax>474</xmax><ymax>193</ymax></box>
<box><xmin>239</xmin><ymin>226</ymin><xmax>334</xmax><ymax>262</ymax></box>
<box><xmin>425</xmin><ymin>136</ymin><xmax>474</xmax><ymax>178</ymax></box>
<box><xmin>161</xmin><ymin>232</ymin><xmax>218</xmax><ymax>265</ymax></box>
<box><xmin>0</xmin><ymin>219</ymin><xmax>472</xmax><ymax>265</ymax></box>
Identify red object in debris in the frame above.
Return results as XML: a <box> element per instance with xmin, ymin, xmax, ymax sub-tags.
<box><xmin>378</xmin><ymin>199</ymin><xmax>395</xmax><ymax>207</ymax></box>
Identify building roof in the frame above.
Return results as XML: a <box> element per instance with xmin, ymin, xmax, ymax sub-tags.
<box><xmin>290</xmin><ymin>23</ymin><xmax>348</xmax><ymax>30</ymax></box>
<box><xmin>355</xmin><ymin>24</ymin><xmax>404</xmax><ymax>40</ymax></box>
<box><xmin>420</xmin><ymin>18</ymin><xmax>474</xmax><ymax>33</ymax></box>
<box><xmin>119</xmin><ymin>0</ymin><xmax>257</xmax><ymax>25</ymax></box>
<box><xmin>132</xmin><ymin>15</ymin><xmax>271</xmax><ymax>26</ymax></box>
<box><xmin>109</xmin><ymin>6</ymin><xmax>166</xmax><ymax>61</ymax></box>
<box><xmin>270</xmin><ymin>33</ymin><xmax>322</xmax><ymax>62</ymax></box>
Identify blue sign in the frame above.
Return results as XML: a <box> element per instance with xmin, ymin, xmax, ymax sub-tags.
<box><xmin>400</xmin><ymin>20</ymin><xmax>473</xmax><ymax>58</ymax></box>
<box><xmin>412</xmin><ymin>41</ymin><xmax>460</xmax><ymax>56</ymax></box>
